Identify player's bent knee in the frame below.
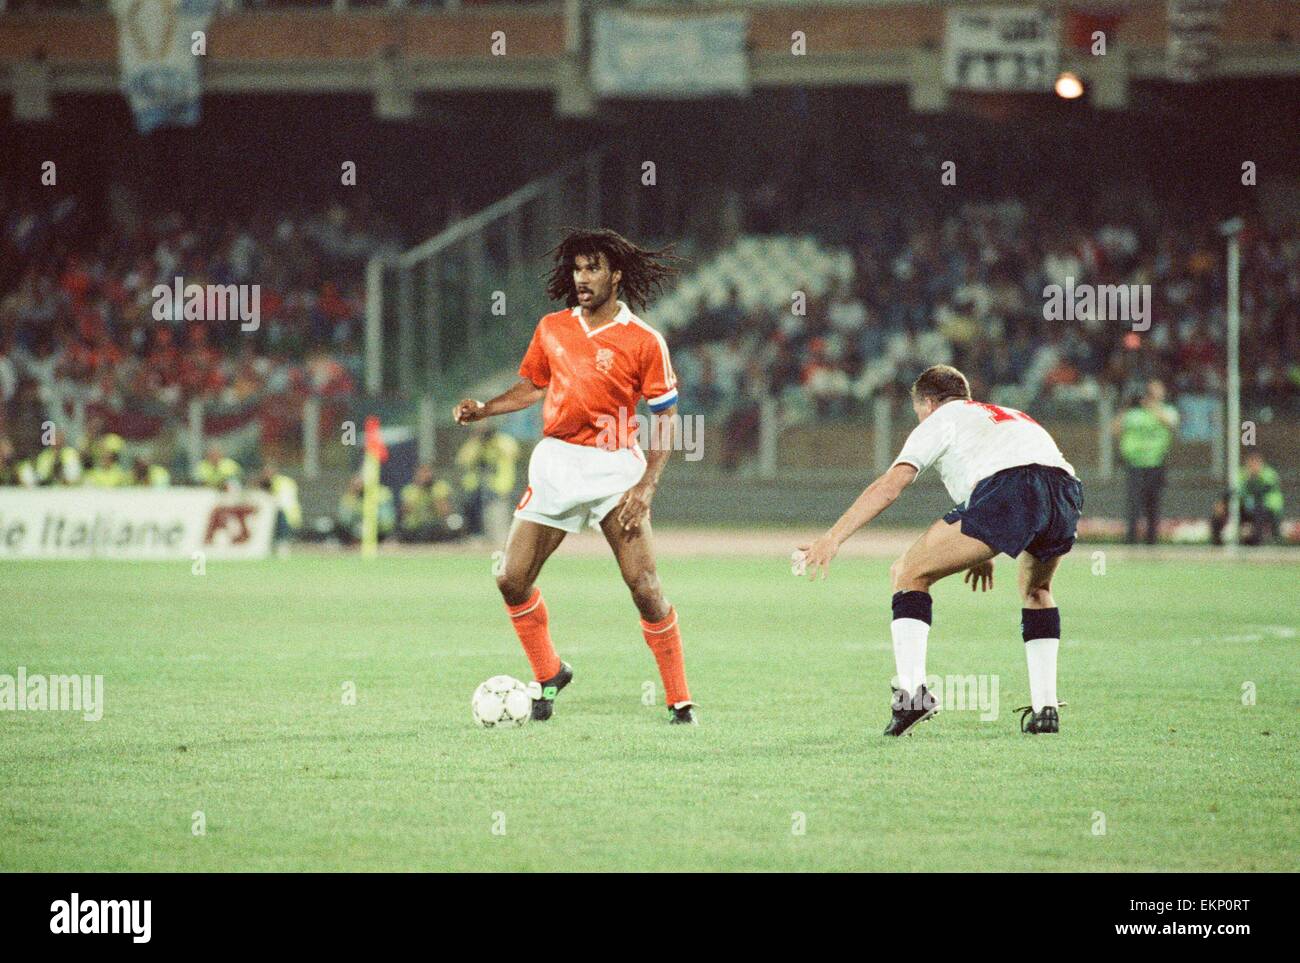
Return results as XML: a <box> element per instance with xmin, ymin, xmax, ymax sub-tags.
<box><xmin>1022</xmin><ymin>585</ymin><xmax>1054</xmax><ymax>608</ymax></box>
<box><xmin>891</xmin><ymin>558</ymin><xmax>930</xmax><ymax>592</ymax></box>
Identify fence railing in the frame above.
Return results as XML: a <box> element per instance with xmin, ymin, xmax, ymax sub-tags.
<box><xmin>735</xmin><ymin>389</ymin><xmax>1235</xmax><ymax>482</ymax></box>
<box><xmin>365</xmin><ymin>149</ymin><xmax>606</xmax><ymax>401</ymax></box>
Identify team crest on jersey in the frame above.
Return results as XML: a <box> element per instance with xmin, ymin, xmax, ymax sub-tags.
<box><xmin>594</xmin><ymin>347</ymin><xmax>615</xmax><ymax>373</ymax></box>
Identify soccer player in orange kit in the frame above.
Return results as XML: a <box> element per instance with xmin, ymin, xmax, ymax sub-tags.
<box><xmin>453</xmin><ymin>228</ymin><xmax>696</xmax><ymax>725</ymax></box>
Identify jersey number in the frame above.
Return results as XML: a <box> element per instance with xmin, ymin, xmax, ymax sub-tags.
<box><xmin>968</xmin><ymin>401</ymin><xmax>1038</xmax><ymax>425</ymax></box>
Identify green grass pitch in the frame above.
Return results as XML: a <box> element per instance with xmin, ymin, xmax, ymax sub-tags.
<box><xmin>2</xmin><ymin>547</ymin><xmax>1296</xmax><ymax>872</ymax></box>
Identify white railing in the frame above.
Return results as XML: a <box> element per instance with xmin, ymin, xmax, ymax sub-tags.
<box><xmin>365</xmin><ymin>149</ymin><xmax>605</xmax><ymax>398</ymax></box>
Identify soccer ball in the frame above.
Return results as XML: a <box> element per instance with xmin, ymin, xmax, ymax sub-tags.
<box><xmin>471</xmin><ymin>675</ymin><xmax>534</xmax><ymax>729</ymax></box>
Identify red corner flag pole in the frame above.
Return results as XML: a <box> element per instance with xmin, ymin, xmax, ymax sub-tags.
<box><xmin>361</xmin><ymin>416</ymin><xmax>388</xmax><ymax>559</ymax></box>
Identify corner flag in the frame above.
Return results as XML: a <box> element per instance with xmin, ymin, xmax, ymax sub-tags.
<box><xmin>361</xmin><ymin>416</ymin><xmax>388</xmax><ymax>559</ymax></box>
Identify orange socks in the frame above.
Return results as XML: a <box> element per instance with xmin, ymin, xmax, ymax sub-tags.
<box><xmin>508</xmin><ymin>591</ymin><xmax>691</xmax><ymax>705</ymax></box>
<box><xmin>505</xmin><ymin>589</ymin><xmax>560</xmax><ymax>682</ymax></box>
<box><xmin>641</xmin><ymin>607</ymin><xmax>692</xmax><ymax>707</ymax></box>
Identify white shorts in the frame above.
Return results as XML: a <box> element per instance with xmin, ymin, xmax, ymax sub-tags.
<box><xmin>514</xmin><ymin>436</ymin><xmax>647</xmax><ymax>533</ymax></box>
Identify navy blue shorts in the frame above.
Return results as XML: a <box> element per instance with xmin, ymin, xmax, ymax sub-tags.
<box><xmin>943</xmin><ymin>465</ymin><xmax>1083</xmax><ymax>560</ymax></box>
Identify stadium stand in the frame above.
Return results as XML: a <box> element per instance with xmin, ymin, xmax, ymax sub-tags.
<box><xmin>0</xmin><ymin>195</ymin><xmax>392</xmax><ymax>473</ymax></box>
<box><xmin>0</xmin><ymin>1</ymin><xmax>1296</xmax><ymax>540</ymax></box>
<box><xmin>665</xmin><ymin>208</ymin><xmax>1299</xmax><ymax>423</ymax></box>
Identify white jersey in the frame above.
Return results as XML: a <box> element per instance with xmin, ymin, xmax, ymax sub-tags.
<box><xmin>891</xmin><ymin>400</ymin><xmax>1076</xmax><ymax>506</ymax></box>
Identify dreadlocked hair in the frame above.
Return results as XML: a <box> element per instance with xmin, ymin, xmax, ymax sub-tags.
<box><xmin>543</xmin><ymin>227</ymin><xmax>683</xmax><ymax>311</ymax></box>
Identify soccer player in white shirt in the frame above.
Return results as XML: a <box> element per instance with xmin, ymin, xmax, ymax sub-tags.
<box><xmin>796</xmin><ymin>365</ymin><xmax>1083</xmax><ymax>737</ymax></box>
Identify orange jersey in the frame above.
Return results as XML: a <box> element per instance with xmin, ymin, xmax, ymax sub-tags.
<box><xmin>518</xmin><ymin>301</ymin><xmax>678</xmax><ymax>449</ymax></box>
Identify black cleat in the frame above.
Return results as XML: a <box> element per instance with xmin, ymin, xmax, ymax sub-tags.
<box><xmin>529</xmin><ymin>662</ymin><xmax>573</xmax><ymax>721</ymax></box>
<box><xmin>883</xmin><ymin>685</ymin><xmax>939</xmax><ymax>737</ymax></box>
<box><xmin>1017</xmin><ymin>704</ymin><xmax>1060</xmax><ymax>734</ymax></box>
<box><xmin>668</xmin><ymin>703</ymin><xmax>698</xmax><ymax>725</ymax></box>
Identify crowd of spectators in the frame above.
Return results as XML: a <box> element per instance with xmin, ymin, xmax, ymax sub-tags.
<box><xmin>669</xmin><ymin>203</ymin><xmax>1300</xmax><ymax>432</ymax></box>
<box><xmin>0</xmin><ymin>194</ymin><xmax>398</xmax><ymax>457</ymax></box>
<box><xmin>3</xmin><ymin>187</ymin><xmax>1297</xmax><ymax>486</ymax></box>
<box><xmin>0</xmin><ymin>189</ymin><xmax>517</xmax><ymax>554</ymax></box>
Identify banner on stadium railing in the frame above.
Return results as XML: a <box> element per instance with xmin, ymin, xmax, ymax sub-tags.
<box><xmin>1166</xmin><ymin>0</ymin><xmax>1228</xmax><ymax>81</ymax></box>
<box><xmin>111</xmin><ymin>0</ymin><xmax>219</xmax><ymax>134</ymax></box>
<box><xmin>943</xmin><ymin>6</ymin><xmax>1060</xmax><ymax>91</ymax></box>
<box><xmin>590</xmin><ymin>10</ymin><xmax>750</xmax><ymax>97</ymax></box>
<box><xmin>0</xmin><ymin>488</ymin><xmax>276</xmax><ymax>561</ymax></box>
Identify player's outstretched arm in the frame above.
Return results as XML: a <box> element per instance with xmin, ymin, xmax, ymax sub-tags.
<box><xmin>796</xmin><ymin>463</ymin><xmax>918</xmax><ymax>580</ymax></box>
<box><xmin>453</xmin><ymin>378</ymin><xmax>545</xmax><ymax>425</ymax></box>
